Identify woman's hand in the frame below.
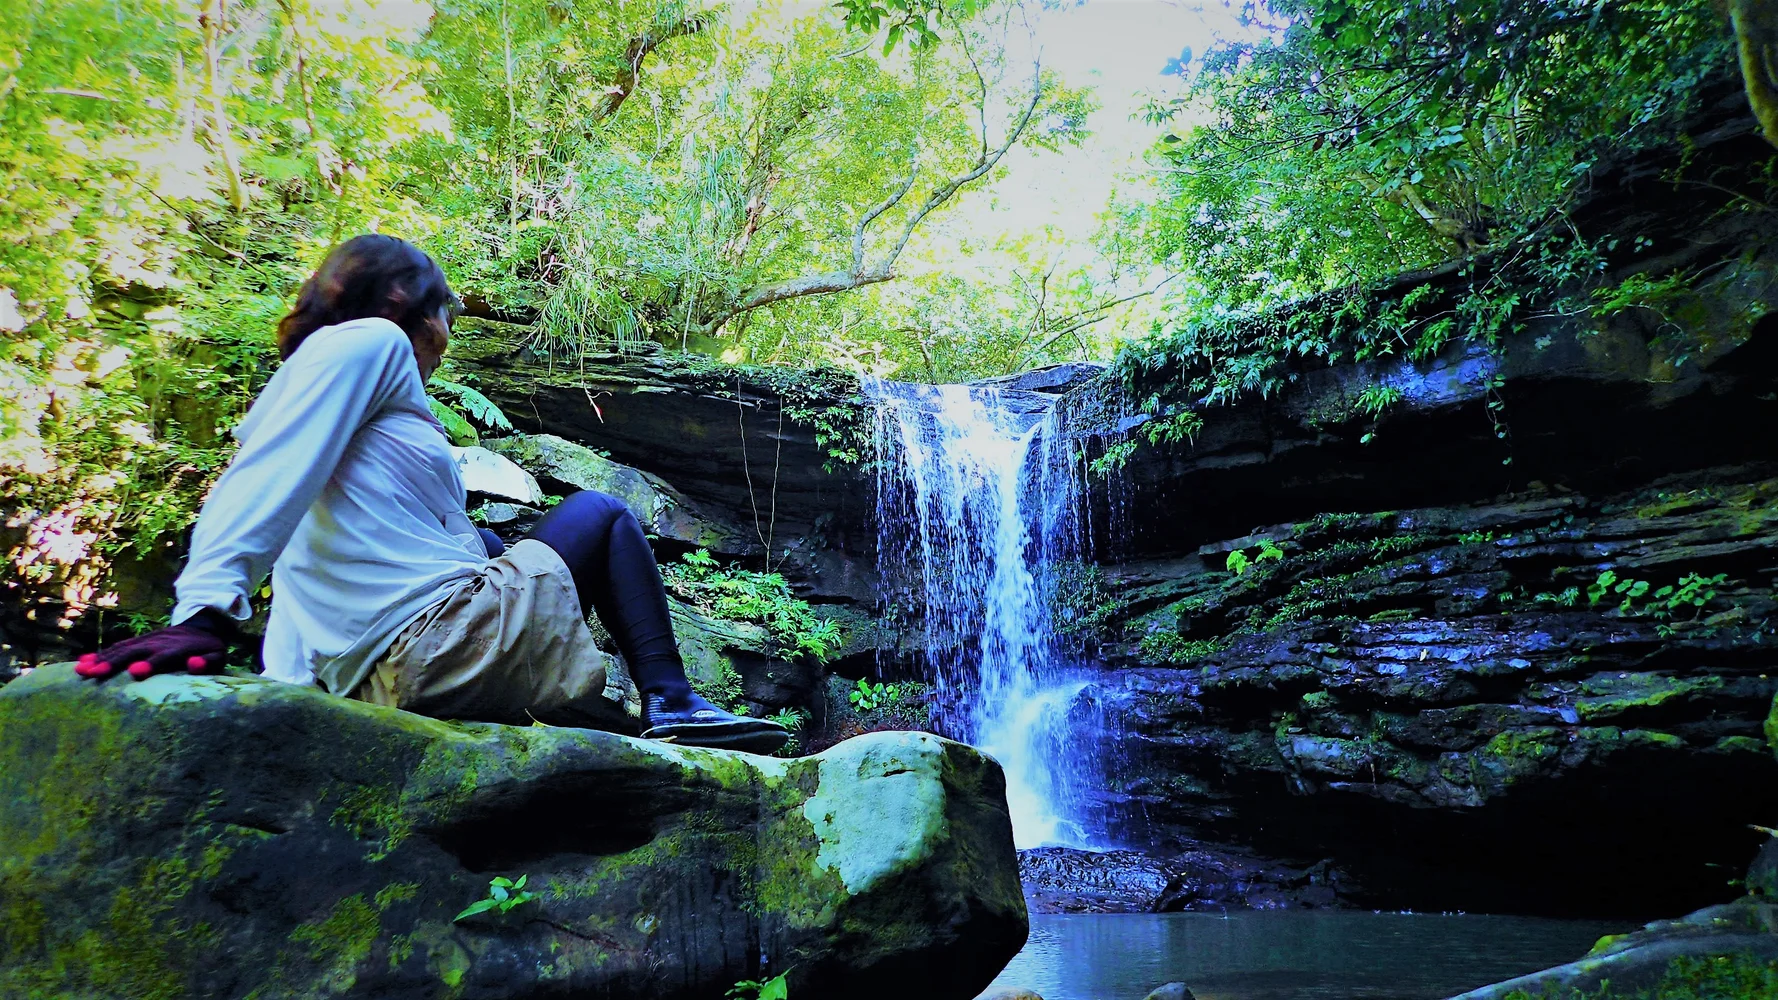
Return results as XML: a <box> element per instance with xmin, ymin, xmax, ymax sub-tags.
<box><xmin>77</xmin><ymin>621</ymin><xmax>228</xmax><ymax>680</ymax></box>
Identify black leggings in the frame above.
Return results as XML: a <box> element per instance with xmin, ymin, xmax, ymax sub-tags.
<box><xmin>480</xmin><ymin>491</ymin><xmax>689</xmax><ymax>700</ymax></box>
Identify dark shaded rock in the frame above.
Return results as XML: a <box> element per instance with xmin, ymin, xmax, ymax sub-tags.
<box><xmin>0</xmin><ymin>665</ymin><xmax>1027</xmax><ymax>1000</ymax></box>
<box><xmin>1019</xmin><ymin>848</ymin><xmax>1174</xmax><ymax>913</ymax></box>
<box><xmin>1749</xmin><ymin>837</ymin><xmax>1778</xmax><ymax>901</ymax></box>
<box><xmin>484</xmin><ymin>433</ymin><xmax>744</xmax><ymax>553</ymax></box>
<box><xmin>1141</xmin><ymin>984</ymin><xmax>1197</xmax><ymax>1000</ymax></box>
<box><xmin>975</xmin><ymin>363</ymin><xmax>1106</xmax><ymax>396</ymax></box>
<box><xmin>1091</xmin><ymin>468</ymin><xmax>1778</xmax><ymax>916</ymax></box>
<box><xmin>451</xmin><ymin>333</ymin><xmax>879</xmax><ymax>600</ymax></box>
<box><xmin>1018</xmin><ymin>845</ymin><xmax>1356</xmax><ymax>913</ymax></box>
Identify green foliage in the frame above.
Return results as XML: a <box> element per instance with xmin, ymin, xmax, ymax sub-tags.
<box><xmin>1355</xmin><ymin>385</ymin><xmax>1404</xmax><ymax>419</ymax></box>
<box><xmin>427</xmin><ymin>398</ymin><xmax>480</xmax><ymax>447</ymax></box>
<box><xmin>727</xmin><ymin>971</ymin><xmax>790</xmax><ymax>1000</ymax></box>
<box><xmin>429</xmin><ymin>376</ymin><xmax>513</xmax><ymax>433</ymax></box>
<box><xmin>0</xmin><ymin>0</ymin><xmax>1099</xmax><ymax>633</ymax></box>
<box><xmin>848</xmin><ymin>678</ymin><xmax>891</xmax><ymax>711</ymax></box>
<box><xmin>1137</xmin><ymin>630</ymin><xmax>1223</xmax><ymax>665</ymax></box>
<box><xmin>663</xmin><ymin>550</ymin><xmax>842</xmax><ymax>663</ymax></box>
<box><xmin>1499</xmin><ymin>952</ymin><xmax>1778</xmax><ymax>1000</ymax></box>
<box><xmin>1227</xmin><ymin>539</ymin><xmax>1285</xmax><ymax>577</ymax></box>
<box><xmin>845</xmin><ymin>677</ymin><xmax>926</xmax><ymax>714</ymax></box>
<box><xmin>453</xmin><ymin>875</ymin><xmax>538</xmax><ymax>922</ymax></box>
<box><xmin>766</xmin><ymin>707</ymin><xmax>811</xmax><ymax>757</ymax></box>
<box><xmin>1089</xmin><ymin>0</ymin><xmax>1745</xmax><ymax>470</ymax></box>
<box><xmin>835</xmin><ymin>0</ymin><xmax>974</xmax><ymax>54</ymax></box>
<box><xmin>1049</xmin><ymin>561</ymin><xmax>1123</xmax><ymax>646</ymax></box>
<box><xmin>1132</xmin><ymin>0</ymin><xmax>1731</xmax><ymax>317</ymax></box>
<box><xmin>1087</xmin><ymin>394</ymin><xmax>1206</xmax><ymax>476</ymax></box>
<box><xmin>1587</xmin><ymin>569</ymin><xmax>1728</xmax><ymax>617</ymax></box>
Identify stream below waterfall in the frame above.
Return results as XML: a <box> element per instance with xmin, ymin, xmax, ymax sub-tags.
<box><xmin>984</xmin><ymin>912</ymin><xmax>1627</xmax><ymax>1000</ymax></box>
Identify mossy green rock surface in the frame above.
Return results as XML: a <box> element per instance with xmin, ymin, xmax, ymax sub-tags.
<box><xmin>1448</xmin><ymin>901</ymin><xmax>1778</xmax><ymax>999</ymax></box>
<box><xmin>0</xmin><ymin>665</ymin><xmax>1025</xmax><ymax>999</ymax></box>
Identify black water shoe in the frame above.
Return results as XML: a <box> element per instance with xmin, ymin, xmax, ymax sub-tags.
<box><xmin>641</xmin><ymin>692</ymin><xmax>789</xmax><ymax>755</ymax></box>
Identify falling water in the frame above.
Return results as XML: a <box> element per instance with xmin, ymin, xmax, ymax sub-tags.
<box><xmin>869</xmin><ymin>379</ymin><xmax>1104</xmax><ymax>849</ymax></box>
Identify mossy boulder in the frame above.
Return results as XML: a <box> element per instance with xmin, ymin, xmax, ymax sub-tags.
<box><xmin>1448</xmin><ymin>902</ymin><xmax>1778</xmax><ymax>999</ymax></box>
<box><xmin>483</xmin><ymin>433</ymin><xmax>746</xmax><ymax>553</ymax></box>
<box><xmin>0</xmin><ymin>665</ymin><xmax>1026</xmax><ymax>1000</ymax></box>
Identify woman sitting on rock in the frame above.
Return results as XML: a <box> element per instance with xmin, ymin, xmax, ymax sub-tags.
<box><xmin>77</xmin><ymin>234</ymin><xmax>788</xmax><ymax>754</ymax></box>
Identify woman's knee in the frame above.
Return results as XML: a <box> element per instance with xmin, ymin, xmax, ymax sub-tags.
<box><xmin>549</xmin><ymin>490</ymin><xmax>634</xmax><ymax>533</ymax></box>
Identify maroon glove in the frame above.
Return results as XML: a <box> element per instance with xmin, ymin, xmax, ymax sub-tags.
<box><xmin>77</xmin><ymin>615</ymin><xmax>229</xmax><ymax>681</ymax></box>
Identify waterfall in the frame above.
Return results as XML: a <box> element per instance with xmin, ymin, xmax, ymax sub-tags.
<box><xmin>868</xmin><ymin>379</ymin><xmax>1103</xmax><ymax>849</ymax></box>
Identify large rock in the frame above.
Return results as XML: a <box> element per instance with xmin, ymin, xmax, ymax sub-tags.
<box><xmin>1091</xmin><ymin>467</ymin><xmax>1778</xmax><ymax>915</ymax></box>
<box><xmin>483</xmin><ymin>433</ymin><xmax>746</xmax><ymax>553</ymax></box>
<box><xmin>1448</xmin><ymin>901</ymin><xmax>1778</xmax><ymax>999</ymax></box>
<box><xmin>0</xmin><ymin>666</ymin><xmax>1026</xmax><ymax>1000</ymax></box>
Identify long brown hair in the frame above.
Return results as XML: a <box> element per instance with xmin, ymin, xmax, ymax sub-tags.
<box><xmin>276</xmin><ymin>235</ymin><xmax>457</xmax><ymax>360</ymax></box>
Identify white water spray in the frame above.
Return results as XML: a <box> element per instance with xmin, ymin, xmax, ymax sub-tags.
<box><xmin>869</xmin><ymin>380</ymin><xmax>1102</xmax><ymax>849</ymax></box>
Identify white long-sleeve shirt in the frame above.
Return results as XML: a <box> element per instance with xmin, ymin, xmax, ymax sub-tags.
<box><xmin>172</xmin><ymin>317</ymin><xmax>487</xmax><ymax>695</ymax></box>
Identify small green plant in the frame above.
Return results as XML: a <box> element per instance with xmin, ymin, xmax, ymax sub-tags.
<box><xmin>663</xmin><ymin>550</ymin><xmax>842</xmax><ymax>663</ymax></box>
<box><xmin>727</xmin><ymin>971</ymin><xmax>790</xmax><ymax>1000</ymax></box>
<box><xmin>1653</xmin><ymin>572</ymin><xmax>1727</xmax><ymax>618</ymax></box>
<box><xmin>1532</xmin><ymin>586</ymin><xmax>1581</xmax><ymax>607</ymax></box>
<box><xmin>429</xmin><ymin>376</ymin><xmax>514</xmax><ymax>432</ymax></box>
<box><xmin>1355</xmin><ymin>383</ymin><xmax>1403</xmax><ymax>418</ymax></box>
<box><xmin>1226</xmin><ymin>539</ymin><xmax>1285</xmax><ymax>576</ymax></box>
<box><xmin>454</xmin><ymin>875</ymin><xmax>539</xmax><ymax>922</ymax></box>
<box><xmin>1088</xmin><ymin>439</ymin><xmax>1140</xmax><ymax>478</ymax></box>
<box><xmin>849</xmin><ymin>678</ymin><xmax>894</xmax><ymax>711</ymax></box>
<box><xmin>766</xmin><ymin>706</ymin><xmax>811</xmax><ymax>757</ymax></box>
<box><xmin>1137</xmin><ymin>630</ymin><xmax>1223</xmax><ymax>665</ymax></box>
<box><xmin>1301</xmin><ymin>690</ymin><xmax>1332</xmax><ymax>709</ymax></box>
<box><xmin>1090</xmin><ymin>402</ymin><xmax>1205</xmax><ymax>477</ymax></box>
<box><xmin>1457</xmin><ymin>530</ymin><xmax>1496</xmax><ymax>545</ymax></box>
<box><xmin>795</xmin><ymin>619</ymin><xmax>843</xmax><ymax>660</ymax></box>
<box><xmin>1587</xmin><ymin>569</ymin><xmax>1728</xmax><ymax>618</ymax></box>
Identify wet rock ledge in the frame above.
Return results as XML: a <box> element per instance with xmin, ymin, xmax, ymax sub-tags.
<box><xmin>0</xmin><ymin>665</ymin><xmax>1026</xmax><ymax>1000</ymax></box>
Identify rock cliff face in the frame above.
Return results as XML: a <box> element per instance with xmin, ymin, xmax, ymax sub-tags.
<box><xmin>0</xmin><ymin>665</ymin><xmax>1026</xmax><ymax>1000</ymax></box>
<box><xmin>448</xmin><ymin>334</ymin><xmax>880</xmax><ymax>605</ymax></box>
<box><xmin>1083</xmin><ymin>471</ymin><xmax>1778</xmax><ymax>915</ymax></box>
<box><xmin>1049</xmin><ymin>85</ymin><xmax>1778</xmax><ymax>917</ymax></box>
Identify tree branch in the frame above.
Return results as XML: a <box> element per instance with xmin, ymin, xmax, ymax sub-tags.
<box><xmin>200</xmin><ymin>0</ymin><xmax>248</xmax><ymax>211</ymax></box>
<box><xmin>694</xmin><ymin>43</ymin><xmax>1047</xmax><ymax>335</ymax></box>
<box><xmin>593</xmin><ymin>13</ymin><xmax>709</xmax><ymax>122</ymax></box>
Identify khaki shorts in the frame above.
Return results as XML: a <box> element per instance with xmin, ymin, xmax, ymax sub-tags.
<box><xmin>350</xmin><ymin>539</ymin><xmax>638</xmax><ymax>730</ymax></box>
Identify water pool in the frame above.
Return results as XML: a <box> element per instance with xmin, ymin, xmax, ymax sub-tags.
<box><xmin>982</xmin><ymin>911</ymin><xmax>1628</xmax><ymax>1000</ymax></box>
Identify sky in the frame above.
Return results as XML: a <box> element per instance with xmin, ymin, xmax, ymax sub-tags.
<box><xmin>968</xmin><ymin>0</ymin><xmax>1261</xmax><ymax>246</ymax></box>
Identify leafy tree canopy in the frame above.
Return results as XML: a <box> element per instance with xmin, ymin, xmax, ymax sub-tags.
<box><xmin>1132</xmin><ymin>0</ymin><xmax>1734</xmax><ymax>319</ymax></box>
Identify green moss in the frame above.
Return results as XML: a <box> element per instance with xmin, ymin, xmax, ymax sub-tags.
<box><xmin>1766</xmin><ymin>691</ymin><xmax>1778</xmax><ymax>759</ymax></box>
<box><xmin>375</xmin><ymin>882</ymin><xmax>421</xmax><ymax>909</ymax></box>
<box><xmin>1575</xmin><ymin>674</ymin><xmax>1724</xmax><ymax>721</ymax></box>
<box><xmin>1712</xmin><ymin>736</ymin><xmax>1767</xmax><ymax>755</ymax></box>
<box><xmin>1137</xmin><ymin>630</ymin><xmax>1225</xmax><ymax>665</ymax></box>
<box><xmin>331</xmin><ymin>784</ymin><xmax>412</xmax><ymax>862</ymax></box>
<box><xmin>1485</xmin><ymin>728</ymin><xmax>1564</xmax><ymax>761</ymax></box>
<box><xmin>289</xmin><ymin>894</ymin><xmax>381</xmax><ymax>995</ymax></box>
<box><xmin>1501</xmin><ymin>952</ymin><xmax>1778</xmax><ymax>1000</ymax></box>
